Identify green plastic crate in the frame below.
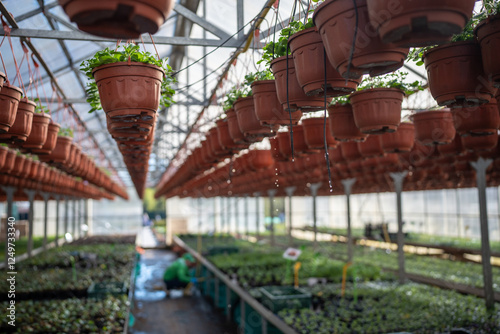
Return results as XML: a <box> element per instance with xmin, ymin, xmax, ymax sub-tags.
<box><xmin>87</xmin><ymin>282</ymin><xmax>127</xmax><ymax>299</ymax></box>
<box><xmin>207</xmin><ymin>246</ymin><xmax>239</xmax><ymax>256</ymax></box>
<box><xmin>259</xmin><ymin>286</ymin><xmax>311</xmax><ymax>313</ymax></box>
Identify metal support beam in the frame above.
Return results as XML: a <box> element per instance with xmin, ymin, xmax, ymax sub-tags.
<box><xmin>226</xmin><ymin>197</ymin><xmax>231</xmax><ymax>235</ymax></box>
<box><xmin>470</xmin><ymin>157</ymin><xmax>495</xmax><ymax>310</ymax></box>
<box><xmin>254</xmin><ymin>192</ymin><xmax>261</xmax><ymax>239</ymax></box>
<box><xmin>54</xmin><ymin>195</ymin><xmax>60</xmax><ymax>247</ymax></box>
<box><xmin>390</xmin><ymin>171</ymin><xmax>408</xmax><ymax>285</ymax></box>
<box><xmin>310</xmin><ymin>183</ymin><xmax>322</xmax><ymax>250</ymax></box>
<box><xmin>341</xmin><ymin>179</ymin><xmax>356</xmax><ymax>263</ymax></box>
<box><xmin>285</xmin><ymin>187</ymin><xmax>296</xmax><ymax>246</ymax></box>
<box><xmin>42</xmin><ymin>193</ymin><xmax>50</xmax><ymax>250</ymax></box>
<box><xmin>25</xmin><ymin>190</ymin><xmax>36</xmax><ymax>258</ymax></box>
<box><xmin>244</xmin><ymin>195</ymin><xmax>249</xmax><ymax>237</ymax></box>
<box><xmin>268</xmin><ymin>189</ymin><xmax>277</xmax><ymax>247</ymax></box>
<box><xmin>2</xmin><ymin>187</ymin><xmax>15</xmax><ymax>268</ymax></box>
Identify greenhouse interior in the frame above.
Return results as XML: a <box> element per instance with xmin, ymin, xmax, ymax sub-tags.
<box><xmin>1</xmin><ymin>0</ymin><xmax>500</xmax><ymax>333</ymax></box>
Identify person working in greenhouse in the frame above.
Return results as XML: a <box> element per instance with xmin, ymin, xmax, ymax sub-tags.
<box><xmin>163</xmin><ymin>253</ymin><xmax>198</xmax><ymax>297</ymax></box>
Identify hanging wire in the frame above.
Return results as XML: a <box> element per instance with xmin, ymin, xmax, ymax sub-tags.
<box><xmin>323</xmin><ymin>49</ymin><xmax>333</xmax><ymax>191</ymax></box>
<box><xmin>286</xmin><ymin>0</ymin><xmax>298</xmax><ymax>160</ymax></box>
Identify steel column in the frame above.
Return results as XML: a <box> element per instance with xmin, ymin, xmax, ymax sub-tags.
<box><xmin>390</xmin><ymin>171</ymin><xmax>408</xmax><ymax>284</ymax></box>
<box><xmin>254</xmin><ymin>192</ymin><xmax>261</xmax><ymax>239</ymax></box>
<box><xmin>285</xmin><ymin>187</ymin><xmax>296</xmax><ymax>246</ymax></box>
<box><xmin>64</xmin><ymin>196</ymin><xmax>69</xmax><ymax>240</ymax></box>
<box><xmin>24</xmin><ymin>190</ymin><xmax>36</xmax><ymax>258</ymax></box>
<box><xmin>42</xmin><ymin>193</ymin><xmax>50</xmax><ymax>250</ymax></box>
<box><xmin>470</xmin><ymin>158</ymin><xmax>494</xmax><ymax>310</ymax></box>
<box><xmin>54</xmin><ymin>195</ymin><xmax>60</xmax><ymax>247</ymax></box>
<box><xmin>268</xmin><ymin>189</ymin><xmax>277</xmax><ymax>247</ymax></box>
<box><xmin>235</xmin><ymin>197</ymin><xmax>239</xmax><ymax>234</ymax></box>
<box><xmin>244</xmin><ymin>195</ymin><xmax>249</xmax><ymax>237</ymax></box>
<box><xmin>72</xmin><ymin>198</ymin><xmax>76</xmax><ymax>238</ymax></box>
<box><xmin>341</xmin><ymin>179</ymin><xmax>356</xmax><ymax>262</ymax></box>
<box><xmin>310</xmin><ymin>183</ymin><xmax>322</xmax><ymax>249</ymax></box>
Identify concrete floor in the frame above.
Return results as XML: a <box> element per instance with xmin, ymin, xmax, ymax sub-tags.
<box><xmin>129</xmin><ymin>248</ymin><xmax>238</xmax><ymax>334</ymax></box>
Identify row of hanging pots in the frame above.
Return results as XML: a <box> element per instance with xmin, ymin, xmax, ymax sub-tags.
<box><xmin>0</xmin><ymin>146</ymin><xmax>110</xmax><ymax>200</ymax></box>
<box><xmin>58</xmin><ymin>0</ymin><xmax>174</xmax><ymax>39</ymax></box>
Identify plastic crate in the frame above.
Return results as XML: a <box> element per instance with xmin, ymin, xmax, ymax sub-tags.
<box><xmin>207</xmin><ymin>246</ymin><xmax>239</xmax><ymax>256</ymax></box>
<box><xmin>87</xmin><ymin>282</ymin><xmax>127</xmax><ymax>299</ymax></box>
<box><xmin>259</xmin><ymin>286</ymin><xmax>311</xmax><ymax>313</ymax></box>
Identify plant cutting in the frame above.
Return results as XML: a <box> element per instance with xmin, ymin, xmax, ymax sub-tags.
<box><xmin>81</xmin><ymin>44</ymin><xmax>175</xmax><ymax>121</ymax></box>
<box><xmin>57</xmin><ymin>0</ymin><xmax>174</xmax><ymax>39</ymax></box>
<box><xmin>475</xmin><ymin>0</ymin><xmax>500</xmax><ymax>88</ymax></box>
<box><xmin>262</xmin><ymin>30</ymin><xmax>325</xmax><ymax>112</ymax></box>
<box><xmin>287</xmin><ymin>18</ymin><xmax>359</xmax><ymax>97</ymax></box>
<box><xmin>250</xmin><ymin>70</ymin><xmax>303</xmax><ymax>126</ymax></box>
<box><xmin>350</xmin><ymin>72</ymin><xmax>423</xmax><ymax>134</ymax></box>
<box><xmin>313</xmin><ymin>0</ymin><xmax>409</xmax><ymax>79</ymax></box>
<box><xmin>367</xmin><ymin>0</ymin><xmax>476</xmax><ymax>47</ymax></box>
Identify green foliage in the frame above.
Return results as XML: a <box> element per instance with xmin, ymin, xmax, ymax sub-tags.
<box><xmin>329</xmin><ymin>96</ymin><xmax>350</xmax><ymax>106</ymax></box>
<box><xmin>80</xmin><ymin>44</ymin><xmax>176</xmax><ymax>114</ymax></box>
<box><xmin>31</xmin><ymin>98</ymin><xmax>50</xmax><ymax>114</ymax></box>
<box><xmin>222</xmin><ymin>72</ymin><xmax>262</xmax><ymax>111</ymax></box>
<box><xmin>484</xmin><ymin>0</ymin><xmax>500</xmax><ymax>16</ymax></box>
<box><xmin>356</xmin><ymin>72</ymin><xmax>424</xmax><ymax>96</ymax></box>
<box><xmin>58</xmin><ymin>127</ymin><xmax>74</xmax><ymax>138</ymax></box>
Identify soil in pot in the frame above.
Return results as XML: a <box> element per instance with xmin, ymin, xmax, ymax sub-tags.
<box><xmin>58</xmin><ymin>0</ymin><xmax>174</xmax><ymax>39</ymax></box>
<box><xmin>92</xmin><ymin>62</ymin><xmax>164</xmax><ymax>120</ymax></box>
<box><xmin>380</xmin><ymin>122</ymin><xmax>415</xmax><ymax>153</ymax></box>
<box><xmin>350</xmin><ymin>88</ymin><xmax>404</xmax><ymax>134</ymax></box>
<box><xmin>313</xmin><ymin>0</ymin><xmax>409</xmax><ymax>79</ymax></box>
<box><xmin>22</xmin><ymin>112</ymin><xmax>51</xmax><ymax>149</ymax></box>
<box><xmin>328</xmin><ymin>103</ymin><xmax>368</xmax><ymax>142</ymax></box>
<box><xmin>423</xmin><ymin>41</ymin><xmax>496</xmax><ymax>107</ymax></box>
<box><xmin>0</xmin><ymin>83</ymin><xmax>23</xmax><ymax>133</ymax></box>
<box><xmin>251</xmin><ymin>80</ymin><xmax>302</xmax><ymax>126</ymax></box>
<box><xmin>367</xmin><ymin>0</ymin><xmax>476</xmax><ymax>47</ymax></box>
<box><xmin>452</xmin><ymin>99</ymin><xmax>500</xmax><ymax>136</ymax></box>
<box><xmin>412</xmin><ymin>109</ymin><xmax>456</xmax><ymax>145</ymax></box>
<box><xmin>0</xmin><ymin>98</ymin><xmax>35</xmax><ymax>143</ymax></box>
<box><xmin>476</xmin><ymin>14</ymin><xmax>500</xmax><ymax>88</ymax></box>
<box><xmin>270</xmin><ymin>55</ymin><xmax>326</xmax><ymax>112</ymax></box>
<box><xmin>288</xmin><ymin>27</ymin><xmax>359</xmax><ymax>97</ymax></box>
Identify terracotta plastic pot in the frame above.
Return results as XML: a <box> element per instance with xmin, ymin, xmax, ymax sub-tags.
<box><xmin>357</xmin><ymin>135</ymin><xmax>385</xmax><ymax>158</ymax></box>
<box><xmin>23</xmin><ymin>113</ymin><xmax>51</xmax><ymax>149</ymax></box>
<box><xmin>340</xmin><ymin>141</ymin><xmax>362</xmax><ymax>161</ymax></box>
<box><xmin>216</xmin><ymin>119</ymin><xmax>244</xmax><ymax>151</ymax></box>
<box><xmin>437</xmin><ymin>134</ymin><xmax>465</xmax><ymax>157</ymax></box>
<box><xmin>270</xmin><ymin>55</ymin><xmax>326</xmax><ymax>112</ymax></box>
<box><xmin>452</xmin><ymin>99</ymin><xmax>500</xmax><ymax>136</ymax></box>
<box><xmin>0</xmin><ymin>83</ymin><xmax>23</xmax><ymax>133</ymax></box>
<box><xmin>0</xmin><ymin>98</ymin><xmax>35</xmax><ymax>143</ymax></box>
<box><xmin>412</xmin><ymin>110</ymin><xmax>456</xmax><ymax>145</ymax></box>
<box><xmin>0</xmin><ymin>72</ymin><xmax>5</xmax><ymax>89</ymax></box>
<box><xmin>302</xmin><ymin>117</ymin><xmax>337</xmax><ymax>150</ymax></box>
<box><xmin>39</xmin><ymin>136</ymin><xmax>73</xmax><ymax>163</ymax></box>
<box><xmin>246</xmin><ymin>150</ymin><xmax>274</xmax><ymax>171</ymax></box>
<box><xmin>225</xmin><ymin>108</ymin><xmax>248</xmax><ymax>145</ymax></box>
<box><xmin>0</xmin><ymin>149</ymin><xmax>15</xmax><ymax>174</ymax></box>
<box><xmin>251</xmin><ymin>80</ymin><xmax>302</xmax><ymax>126</ymax></box>
<box><xmin>313</xmin><ymin>0</ymin><xmax>408</xmax><ymax>79</ymax></box>
<box><xmin>461</xmin><ymin>133</ymin><xmax>498</xmax><ymax>151</ymax></box>
<box><xmin>350</xmin><ymin>88</ymin><xmax>404</xmax><ymax>134</ymax></box>
<box><xmin>33</xmin><ymin>122</ymin><xmax>61</xmax><ymax>154</ymax></box>
<box><xmin>92</xmin><ymin>62</ymin><xmax>164</xmax><ymax>120</ymax></box>
<box><xmin>288</xmin><ymin>27</ymin><xmax>359</xmax><ymax>97</ymax></box>
<box><xmin>328</xmin><ymin>103</ymin><xmax>368</xmax><ymax>142</ymax></box>
<box><xmin>234</xmin><ymin>96</ymin><xmax>278</xmax><ymax>139</ymax></box>
<box><xmin>367</xmin><ymin>0</ymin><xmax>476</xmax><ymax>47</ymax></box>
<box><xmin>380</xmin><ymin>122</ymin><xmax>415</xmax><ymax>153</ymax></box>
<box><xmin>58</xmin><ymin>0</ymin><xmax>173</xmax><ymax>39</ymax></box>
<box><xmin>424</xmin><ymin>41</ymin><xmax>495</xmax><ymax>107</ymax></box>
<box><xmin>476</xmin><ymin>15</ymin><xmax>500</xmax><ymax>88</ymax></box>
<box><xmin>207</xmin><ymin>127</ymin><xmax>229</xmax><ymax>157</ymax></box>
<box><xmin>270</xmin><ymin>137</ymin><xmax>287</xmax><ymax>162</ymax></box>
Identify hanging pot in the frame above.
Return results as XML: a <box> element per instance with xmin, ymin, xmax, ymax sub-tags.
<box><xmin>0</xmin><ymin>98</ymin><xmax>35</xmax><ymax>143</ymax></box>
<box><xmin>437</xmin><ymin>134</ymin><xmax>465</xmax><ymax>157</ymax></box>
<box><xmin>380</xmin><ymin>122</ymin><xmax>415</xmax><ymax>153</ymax></box>
<box><xmin>246</xmin><ymin>150</ymin><xmax>274</xmax><ymax>171</ymax></box>
<box><xmin>461</xmin><ymin>133</ymin><xmax>498</xmax><ymax>151</ymax></box>
<box><xmin>33</xmin><ymin>122</ymin><xmax>61</xmax><ymax>155</ymax></box>
<box><xmin>302</xmin><ymin>117</ymin><xmax>337</xmax><ymax>150</ymax></box>
<box><xmin>476</xmin><ymin>14</ymin><xmax>500</xmax><ymax>88</ymax></box>
<box><xmin>216</xmin><ymin>118</ymin><xmax>245</xmax><ymax>151</ymax></box>
<box><xmin>270</xmin><ymin>55</ymin><xmax>325</xmax><ymax>112</ymax></box>
<box><xmin>0</xmin><ymin>146</ymin><xmax>9</xmax><ymax>171</ymax></box>
<box><xmin>0</xmin><ymin>83</ymin><xmax>23</xmax><ymax>133</ymax></box>
<box><xmin>22</xmin><ymin>113</ymin><xmax>51</xmax><ymax>149</ymax></box>
<box><xmin>452</xmin><ymin>99</ymin><xmax>500</xmax><ymax>137</ymax></box>
<box><xmin>57</xmin><ymin>0</ymin><xmax>173</xmax><ymax>39</ymax></box>
<box><xmin>350</xmin><ymin>88</ymin><xmax>404</xmax><ymax>134</ymax></box>
<box><xmin>367</xmin><ymin>0</ymin><xmax>476</xmax><ymax>47</ymax></box>
<box><xmin>225</xmin><ymin>108</ymin><xmax>249</xmax><ymax>145</ymax></box>
<box><xmin>288</xmin><ymin>27</ymin><xmax>359</xmax><ymax>96</ymax></box>
<box><xmin>412</xmin><ymin>109</ymin><xmax>456</xmax><ymax>145</ymax></box>
<box><xmin>423</xmin><ymin>41</ymin><xmax>495</xmax><ymax>107</ymax></box>
<box><xmin>357</xmin><ymin>135</ymin><xmax>385</xmax><ymax>158</ymax></box>
<box><xmin>207</xmin><ymin>127</ymin><xmax>230</xmax><ymax>158</ymax></box>
<box><xmin>328</xmin><ymin>103</ymin><xmax>368</xmax><ymax>142</ymax></box>
<box><xmin>251</xmin><ymin>80</ymin><xmax>302</xmax><ymax>126</ymax></box>
<box><xmin>313</xmin><ymin>0</ymin><xmax>409</xmax><ymax>79</ymax></box>
<box><xmin>270</xmin><ymin>137</ymin><xmax>287</xmax><ymax>162</ymax></box>
<box><xmin>39</xmin><ymin>136</ymin><xmax>73</xmax><ymax>164</ymax></box>
<box><xmin>92</xmin><ymin>62</ymin><xmax>164</xmax><ymax>120</ymax></box>
<box><xmin>234</xmin><ymin>96</ymin><xmax>278</xmax><ymax>140</ymax></box>
<box><xmin>340</xmin><ymin>141</ymin><xmax>363</xmax><ymax>161</ymax></box>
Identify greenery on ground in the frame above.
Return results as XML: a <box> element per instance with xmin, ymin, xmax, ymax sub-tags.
<box><xmin>0</xmin><ymin>236</ymin><xmax>57</xmax><ymax>262</ymax></box>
